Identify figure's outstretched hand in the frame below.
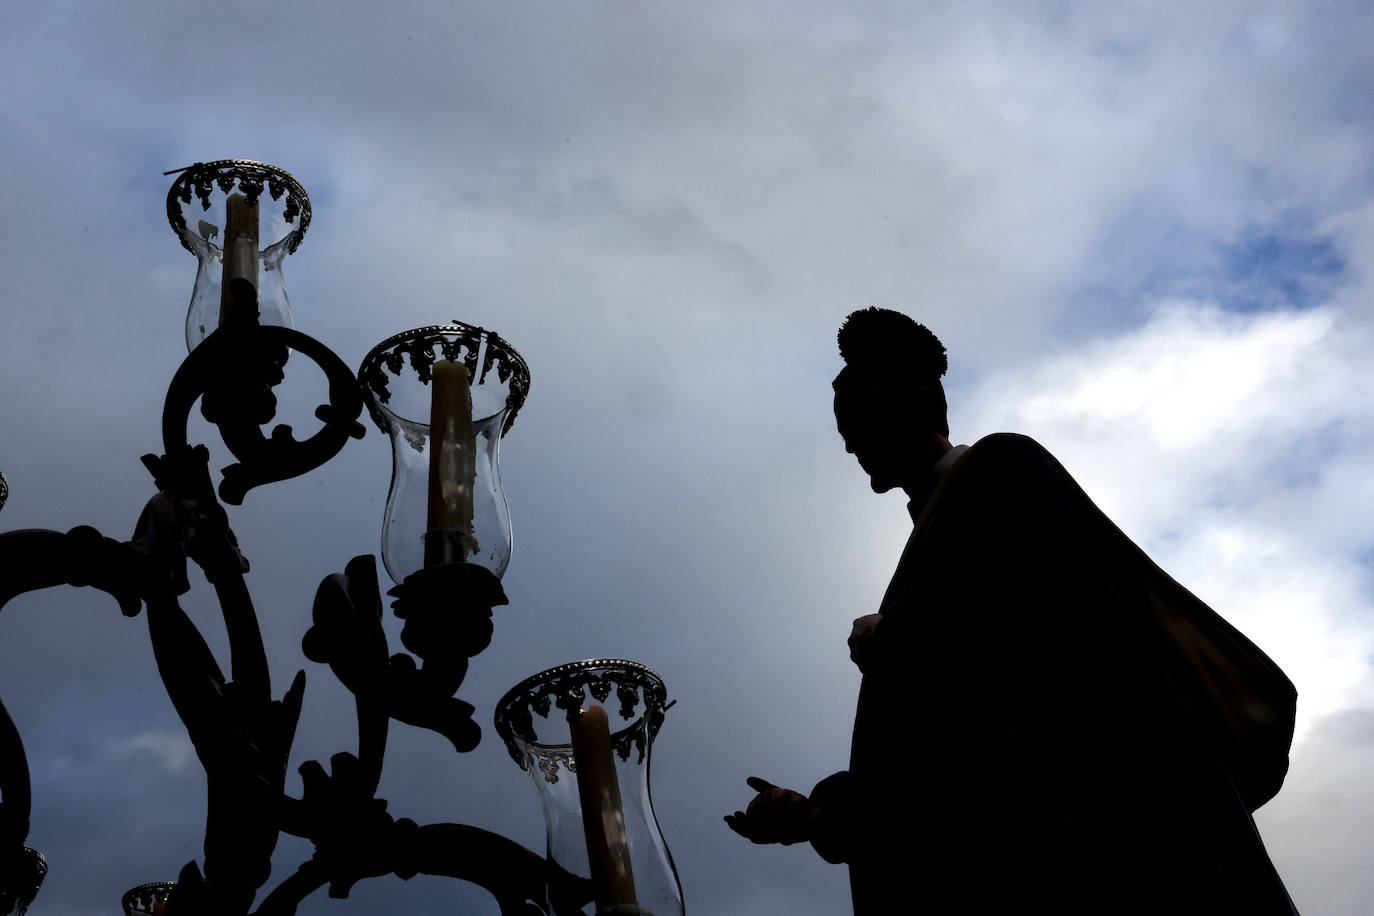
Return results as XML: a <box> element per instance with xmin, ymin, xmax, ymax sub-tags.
<box><xmin>724</xmin><ymin>777</ymin><xmax>819</xmax><ymax>846</ymax></box>
<box><xmin>848</xmin><ymin>613</ymin><xmax>882</xmax><ymax>672</ymax></box>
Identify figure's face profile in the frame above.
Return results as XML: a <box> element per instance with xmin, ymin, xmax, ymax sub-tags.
<box><xmin>833</xmin><ymin>384</ymin><xmax>904</xmax><ymax>494</ymax></box>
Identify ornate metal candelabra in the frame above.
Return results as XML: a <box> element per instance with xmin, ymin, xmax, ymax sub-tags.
<box><xmin>0</xmin><ymin>161</ymin><xmax>681</xmax><ymax>915</ymax></box>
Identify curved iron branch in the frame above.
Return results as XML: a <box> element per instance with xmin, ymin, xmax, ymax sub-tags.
<box><xmin>156</xmin><ymin>323</ymin><xmax>365</xmax><ymax>506</ymax></box>
<box><xmin>301</xmin><ymin>556</ymin><xmax>391</xmax><ymax>795</ymax></box>
<box><xmin>405</xmin><ymin>823</ymin><xmax>552</xmax><ymax>915</ymax></box>
<box><xmin>0</xmin><ymin>697</ymin><xmax>30</xmax><ymax>850</ymax></box>
<box><xmin>0</xmin><ymin>526</ymin><xmax>148</xmax><ymax>617</ymax></box>
<box><xmin>303</xmin><ymin>557</ymin><xmax>505</xmax><ymax>758</ymax></box>
<box><xmin>147</xmin><ymin>591</ymin><xmax>305</xmax><ymax>913</ymax></box>
<box><xmin>253</xmin><ymin>821</ymin><xmax>549</xmax><ymax>916</ymax></box>
<box><xmin>249</xmin><ymin>861</ymin><xmax>328</xmax><ymax>916</ymax></box>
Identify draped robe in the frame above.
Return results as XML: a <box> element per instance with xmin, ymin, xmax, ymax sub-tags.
<box><xmin>810</xmin><ymin>433</ymin><xmax>1300</xmax><ymax>915</ymax></box>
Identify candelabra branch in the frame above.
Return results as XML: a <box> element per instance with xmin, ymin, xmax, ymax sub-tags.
<box><xmin>213</xmin><ymin>572</ymin><xmax>273</xmax><ymax>711</ymax></box>
<box><xmin>304</xmin><ymin>557</ymin><xmax>505</xmax><ymax>757</ymax></box>
<box><xmin>404</xmin><ymin>822</ymin><xmax>553</xmax><ymax>914</ymax></box>
<box><xmin>301</xmin><ymin>555</ymin><xmax>392</xmax><ymax>793</ymax></box>
<box><xmin>248</xmin><ymin>861</ymin><xmax>329</xmax><ymax>916</ymax></box>
<box><xmin>0</xmin><ymin>698</ymin><xmax>30</xmax><ymax>850</ymax></box>
<box><xmin>147</xmin><ymin>588</ymin><xmax>306</xmax><ymax>911</ymax></box>
<box><xmin>249</xmin><ymin>821</ymin><xmax>550</xmax><ymax>916</ymax></box>
<box><xmin>136</xmin><ymin>444</ymin><xmax>249</xmax><ymax>594</ymax></box>
<box><xmin>0</xmin><ymin>526</ymin><xmax>149</xmax><ymax>618</ymax></box>
<box><xmin>0</xmin><ymin>700</ymin><xmax>41</xmax><ymax>916</ymax></box>
<box><xmin>155</xmin><ymin>322</ymin><xmax>365</xmax><ymax>506</ymax></box>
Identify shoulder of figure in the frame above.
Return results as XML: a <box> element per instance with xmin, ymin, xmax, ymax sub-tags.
<box><xmin>940</xmin><ymin>434</ymin><xmax>1096</xmax><ymax>524</ymax></box>
<box><xmin>955</xmin><ymin>433</ymin><xmax>1062</xmax><ymax>484</ymax></box>
<box><xmin>968</xmin><ymin>431</ymin><xmax>1049</xmax><ymax>459</ymax></box>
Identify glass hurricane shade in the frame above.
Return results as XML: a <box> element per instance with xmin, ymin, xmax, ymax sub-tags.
<box><xmin>165</xmin><ymin>161</ymin><xmax>311</xmax><ymax>351</ymax></box>
<box><xmin>359</xmin><ymin>323</ymin><xmax>529</xmax><ymax>584</ymax></box>
<box><xmin>378</xmin><ymin>404</ymin><xmax>509</xmax><ymax>581</ymax></box>
<box><xmin>495</xmin><ymin>661</ymin><xmax>683</xmax><ymax>916</ymax></box>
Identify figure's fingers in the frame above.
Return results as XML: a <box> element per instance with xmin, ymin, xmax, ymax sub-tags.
<box><xmin>746</xmin><ymin>776</ymin><xmax>777</xmax><ymax>793</ymax></box>
<box><xmin>724</xmin><ymin>813</ymin><xmax>753</xmax><ymax>840</ymax></box>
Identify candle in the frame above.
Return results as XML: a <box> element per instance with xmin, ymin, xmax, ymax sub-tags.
<box><xmin>219</xmin><ymin>192</ymin><xmax>259</xmax><ymax>327</ymax></box>
<box><xmin>571</xmin><ymin>705</ymin><xmax>638</xmax><ymax>910</ymax></box>
<box><xmin>152</xmin><ymin>900</ymin><xmax>167</xmax><ymax>916</ymax></box>
<box><xmin>425</xmin><ymin>359</ymin><xmax>477</xmax><ymax>566</ymax></box>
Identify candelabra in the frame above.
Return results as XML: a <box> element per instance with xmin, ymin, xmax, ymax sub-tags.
<box><xmin>0</xmin><ymin>161</ymin><xmax>683</xmax><ymax>916</ymax></box>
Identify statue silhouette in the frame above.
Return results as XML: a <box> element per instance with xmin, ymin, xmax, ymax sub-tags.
<box><xmin>727</xmin><ymin>308</ymin><xmax>1301</xmax><ymax>915</ymax></box>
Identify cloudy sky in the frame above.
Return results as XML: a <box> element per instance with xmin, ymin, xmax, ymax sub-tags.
<box><xmin>2</xmin><ymin>1</ymin><xmax>1373</xmax><ymax>913</ymax></box>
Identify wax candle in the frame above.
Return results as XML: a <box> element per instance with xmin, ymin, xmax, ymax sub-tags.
<box><xmin>571</xmin><ymin>705</ymin><xmax>637</xmax><ymax>909</ymax></box>
<box><xmin>425</xmin><ymin>359</ymin><xmax>477</xmax><ymax>566</ymax></box>
<box><xmin>219</xmin><ymin>192</ymin><xmax>259</xmax><ymax>327</ymax></box>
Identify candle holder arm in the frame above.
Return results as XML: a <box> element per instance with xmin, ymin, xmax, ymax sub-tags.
<box><xmin>386</xmin><ymin>563</ymin><xmax>508</xmax><ymax>749</ymax></box>
<box><xmin>147</xmin><ymin>589</ymin><xmax>307</xmax><ymax>915</ymax></box>
<box><xmin>0</xmin><ymin>526</ymin><xmax>150</xmax><ymax>618</ymax></box>
<box><xmin>136</xmin><ymin>443</ymin><xmax>272</xmax><ymax>710</ymax></box>
<box><xmin>304</xmin><ymin>557</ymin><xmax>502</xmax><ymax>756</ymax></box>
<box><xmin>136</xmin><ymin>444</ymin><xmax>250</xmax><ymax>594</ymax></box>
<box><xmin>0</xmin><ymin>698</ymin><xmax>42</xmax><ymax>916</ymax></box>
<box><xmin>0</xmin><ymin>697</ymin><xmax>31</xmax><ymax>860</ymax></box>
<box><xmin>247</xmin><ymin>861</ymin><xmax>329</xmax><ymax>916</ymax></box>
<box><xmin>155</xmin><ymin>323</ymin><xmax>365</xmax><ymax>507</ymax></box>
<box><xmin>253</xmin><ymin>809</ymin><xmax>550</xmax><ymax>915</ymax></box>
<box><xmin>300</xmin><ymin>555</ymin><xmax>392</xmax><ymax>794</ymax></box>
<box><xmin>404</xmin><ymin>822</ymin><xmax>551</xmax><ymax>914</ymax></box>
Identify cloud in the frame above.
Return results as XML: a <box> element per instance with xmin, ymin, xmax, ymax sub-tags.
<box><xmin>104</xmin><ymin>731</ymin><xmax>196</xmax><ymax>775</ymax></box>
<box><xmin>1257</xmin><ymin>708</ymin><xmax>1374</xmax><ymax>914</ymax></box>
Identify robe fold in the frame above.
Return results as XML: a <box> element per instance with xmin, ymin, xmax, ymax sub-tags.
<box><xmin>812</xmin><ymin>433</ymin><xmax>1299</xmax><ymax>915</ymax></box>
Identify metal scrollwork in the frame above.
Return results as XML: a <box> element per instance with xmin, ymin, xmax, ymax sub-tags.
<box><xmin>0</xmin><ymin>469</ymin><xmax>8</xmax><ymax>513</ymax></box>
<box><xmin>165</xmin><ymin>161</ymin><xmax>311</xmax><ymax>255</ymax></box>
<box><xmin>150</xmin><ymin>324</ymin><xmax>366</xmax><ymax>505</ymax></box>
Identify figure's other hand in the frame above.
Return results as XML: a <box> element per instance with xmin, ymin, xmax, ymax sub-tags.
<box><xmin>848</xmin><ymin>613</ymin><xmax>882</xmax><ymax>672</ymax></box>
<box><xmin>724</xmin><ymin>777</ymin><xmax>819</xmax><ymax>845</ymax></box>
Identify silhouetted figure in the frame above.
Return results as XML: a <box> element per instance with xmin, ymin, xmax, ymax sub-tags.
<box><xmin>727</xmin><ymin>309</ymin><xmax>1300</xmax><ymax>914</ymax></box>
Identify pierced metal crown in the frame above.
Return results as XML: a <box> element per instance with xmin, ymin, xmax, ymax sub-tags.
<box><xmin>493</xmin><ymin>659</ymin><xmax>671</xmax><ymax>779</ymax></box>
<box><xmin>358</xmin><ymin>321</ymin><xmax>530</xmax><ymax>437</ymax></box>
<box><xmin>165</xmin><ymin>159</ymin><xmax>311</xmax><ymax>255</ymax></box>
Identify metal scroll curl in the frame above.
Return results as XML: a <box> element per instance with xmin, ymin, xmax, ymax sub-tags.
<box><xmin>151</xmin><ymin>325</ymin><xmax>365</xmax><ymax>505</ymax></box>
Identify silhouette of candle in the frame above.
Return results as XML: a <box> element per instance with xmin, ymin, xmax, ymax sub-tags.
<box><xmin>425</xmin><ymin>359</ymin><xmax>476</xmax><ymax>565</ymax></box>
<box><xmin>571</xmin><ymin>705</ymin><xmax>637</xmax><ymax>909</ymax></box>
<box><xmin>219</xmin><ymin>192</ymin><xmax>258</xmax><ymax>327</ymax></box>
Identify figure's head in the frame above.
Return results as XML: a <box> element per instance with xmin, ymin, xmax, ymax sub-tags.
<box><xmin>832</xmin><ymin>308</ymin><xmax>949</xmax><ymax>493</ymax></box>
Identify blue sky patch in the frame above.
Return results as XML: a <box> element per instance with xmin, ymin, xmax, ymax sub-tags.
<box><xmin>1219</xmin><ymin>231</ymin><xmax>1346</xmax><ymax>312</ymax></box>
